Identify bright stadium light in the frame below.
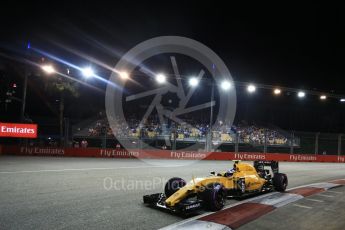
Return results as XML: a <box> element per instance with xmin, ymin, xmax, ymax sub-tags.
<box><xmin>155</xmin><ymin>73</ymin><xmax>166</xmax><ymax>84</ymax></box>
<box><xmin>41</xmin><ymin>64</ymin><xmax>56</xmax><ymax>74</ymax></box>
<box><xmin>297</xmin><ymin>91</ymin><xmax>305</xmax><ymax>98</ymax></box>
<box><xmin>188</xmin><ymin>77</ymin><xmax>199</xmax><ymax>87</ymax></box>
<box><xmin>320</xmin><ymin>95</ymin><xmax>327</xmax><ymax>100</ymax></box>
<box><xmin>119</xmin><ymin>71</ymin><xmax>129</xmax><ymax>80</ymax></box>
<box><xmin>274</xmin><ymin>88</ymin><xmax>281</xmax><ymax>95</ymax></box>
<box><xmin>247</xmin><ymin>84</ymin><xmax>256</xmax><ymax>93</ymax></box>
<box><xmin>221</xmin><ymin>80</ymin><xmax>232</xmax><ymax>90</ymax></box>
<box><xmin>81</xmin><ymin>67</ymin><xmax>94</xmax><ymax>78</ymax></box>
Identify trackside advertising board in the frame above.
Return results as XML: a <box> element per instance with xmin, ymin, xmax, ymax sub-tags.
<box><xmin>0</xmin><ymin>123</ymin><xmax>38</xmax><ymax>138</ymax></box>
<box><xmin>2</xmin><ymin>146</ymin><xmax>345</xmax><ymax>163</ymax></box>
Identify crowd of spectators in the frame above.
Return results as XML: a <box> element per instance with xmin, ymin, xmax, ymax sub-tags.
<box><xmin>77</xmin><ymin>113</ymin><xmax>289</xmax><ymax>146</ymax></box>
<box><xmin>236</xmin><ymin>125</ymin><xmax>288</xmax><ymax>145</ymax></box>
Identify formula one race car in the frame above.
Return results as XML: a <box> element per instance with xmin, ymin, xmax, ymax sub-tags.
<box><xmin>143</xmin><ymin>160</ymin><xmax>287</xmax><ymax>214</ymax></box>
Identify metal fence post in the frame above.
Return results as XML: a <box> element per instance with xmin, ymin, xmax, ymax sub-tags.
<box><xmin>101</xmin><ymin>126</ymin><xmax>107</xmax><ymax>149</ymax></box>
<box><xmin>235</xmin><ymin>132</ymin><xmax>239</xmax><ymax>154</ymax></box>
<box><xmin>140</xmin><ymin>127</ymin><xmax>143</xmax><ymax>150</ymax></box>
<box><xmin>338</xmin><ymin>134</ymin><xmax>342</xmax><ymax>156</ymax></box>
<box><xmin>172</xmin><ymin>130</ymin><xmax>177</xmax><ymax>151</ymax></box>
<box><xmin>64</xmin><ymin>118</ymin><xmax>70</xmax><ymax>147</ymax></box>
<box><xmin>290</xmin><ymin>131</ymin><xmax>294</xmax><ymax>154</ymax></box>
<box><xmin>264</xmin><ymin>128</ymin><xmax>267</xmax><ymax>153</ymax></box>
<box><xmin>207</xmin><ymin>81</ymin><xmax>215</xmax><ymax>152</ymax></box>
<box><xmin>315</xmin><ymin>132</ymin><xmax>319</xmax><ymax>155</ymax></box>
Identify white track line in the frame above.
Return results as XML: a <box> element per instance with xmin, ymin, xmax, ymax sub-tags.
<box><xmin>293</xmin><ymin>204</ymin><xmax>312</xmax><ymax>209</ymax></box>
<box><xmin>160</xmin><ymin>220</ymin><xmax>232</xmax><ymax>230</ymax></box>
<box><xmin>0</xmin><ymin>165</ymin><xmax>185</xmax><ymax>174</ymax></box>
<box><xmin>305</xmin><ymin>198</ymin><xmax>324</xmax><ymax>203</ymax></box>
<box><xmin>315</xmin><ymin>194</ymin><xmax>334</xmax><ymax>198</ymax></box>
<box><xmin>325</xmin><ymin>190</ymin><xmax>342</xmax><ymax>194</ymax></box>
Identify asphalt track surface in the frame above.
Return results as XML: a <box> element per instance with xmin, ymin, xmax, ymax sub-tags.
<box><xmin>0</xmin><ymin>156</ymin><xmax>344</xmax><ymax>230</ymax></box>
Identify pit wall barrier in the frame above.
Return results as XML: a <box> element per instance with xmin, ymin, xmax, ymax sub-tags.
<box><xmin>1</xmin><ymin>145</ymin><xmax>345</xmax><ymax>163</ymax></box>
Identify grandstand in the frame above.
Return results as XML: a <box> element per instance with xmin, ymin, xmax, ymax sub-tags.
<box><xmin>72</xmin><ymin>112</ymin><xmax>298</xmax><ymax>151</ymax></box>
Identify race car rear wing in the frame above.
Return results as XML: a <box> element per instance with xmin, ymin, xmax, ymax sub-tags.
<box><xmin>253</xmin><ymin>160</ymin><xmax>279</xmax><ymax>174</ymax></box>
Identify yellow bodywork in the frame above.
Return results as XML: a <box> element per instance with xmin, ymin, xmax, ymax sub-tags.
<box><xmin>165</xmin><ymin>162</ymin><xmax>266</xmax><ymax>207</ymax></box>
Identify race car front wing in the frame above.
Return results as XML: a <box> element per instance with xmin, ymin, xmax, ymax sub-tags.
<box><xmin>143</xmin><ymin>193</ymin><xmax>203</xmax><ymax>214</ymax></box>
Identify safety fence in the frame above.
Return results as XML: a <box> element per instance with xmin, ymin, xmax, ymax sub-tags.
<box><xmin>1</xmin><ymin>145</ymin><xmax>344</xmax><ymax>163</ymax></box>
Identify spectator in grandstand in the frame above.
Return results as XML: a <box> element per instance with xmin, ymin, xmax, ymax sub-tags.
<box><xmin>81</xmin><ymin>139</ymin><xmax>88</xmax><ymax>148</ymax></box>
<box><xmin>73</xmin><ymin>141</ymin><xmax>79</xmax><ymax>148</ymax></box>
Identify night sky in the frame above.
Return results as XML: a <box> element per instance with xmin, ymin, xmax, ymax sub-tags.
<box><xmin>1</xmin><ymin>2</ymin><xmax>345</xmax><ymax>132</ymax></box>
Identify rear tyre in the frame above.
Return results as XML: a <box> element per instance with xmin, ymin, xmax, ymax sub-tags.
<box><xmin>202</xmin><ymin>183</ymin><xmax>226</xmax><ymax>211</ymax></box>
<box><xmin>273</xmin><ymin>173</ymin><xmax>288</xmax><ymax>192</ymax></box>
<box><xmin>164</xmin><ymin>177</ymin><xmax>186</xmax><ymax>197</ymax></box>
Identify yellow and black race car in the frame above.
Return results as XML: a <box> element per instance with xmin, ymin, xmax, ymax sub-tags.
<box><xmin>143</xmin><ymin>160</ymin><xmax>288</xmax><ymax>214</ymax></box>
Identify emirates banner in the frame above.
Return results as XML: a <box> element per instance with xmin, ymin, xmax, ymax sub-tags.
<box><xmin>0</xmin><ymin>123</ymin><xmax>38</xmax><ymax>138</ymax></box>
<box><xmin>1</xmin><ymin>146</ymin><xmax>344</xmax><ymax>163</ymax></box>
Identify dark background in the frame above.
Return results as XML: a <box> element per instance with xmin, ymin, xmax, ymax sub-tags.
<box><xmin>1</xmin><ymin>1</ymin><xmax>344</xmax><ymax>132</ymax></box>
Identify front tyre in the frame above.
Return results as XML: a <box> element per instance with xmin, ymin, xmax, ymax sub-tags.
<box><xmin>273</xmin><ymin>173</ymin><xmax>288</xmax><ymax>192</ymax></box>
<box><xmin>164</xmin><ymin>177</ymin><xmax>186</xmax><ymax>197</ymax></box>
<box><xmin>202</xmin><ymin>183</ymin><xmax>226</xmax><ymax>211</ymax></box>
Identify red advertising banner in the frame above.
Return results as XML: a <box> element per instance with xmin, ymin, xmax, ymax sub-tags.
<box><xmin>0</xmin><ymin>123</ymin><xmax>38</xmax><ymax>138</ymax></box>
<box><xmin>1</xmin><ymin>145</ymin><xmax>344</xmax><ymax>163</ymax></box>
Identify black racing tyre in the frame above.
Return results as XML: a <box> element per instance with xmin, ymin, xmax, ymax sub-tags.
<box><xmin>164</xmin><ymin>177</ymin><xmax>186</xmax><ymax>197</ymax></box>
<box><xmin>201</xmin><ymin>183</ymin><xmax>226</xmax><ymax>211</ymax></box>
<box><xmin>273</xmin><ymin>173</ymin><xmax>288</xmax><ymax>192</ymax></box>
